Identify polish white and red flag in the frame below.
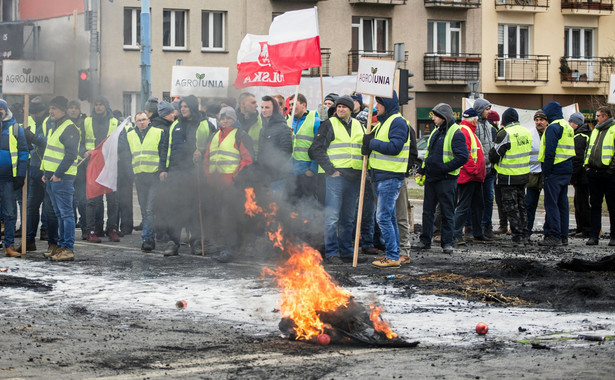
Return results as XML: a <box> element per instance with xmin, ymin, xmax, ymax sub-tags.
<box><xmin>267</xmin><ymin>7</ymin><xmax>321</xmax><ymax>73</ymax></box>
<box><xmin>234</xmin><ymin>34</ymin><xmax>302</xmax><ymax>89</ymax></box>
<box><xmin>86</xmin><ymin>118</ymin><xmax>129</xmax><ymax>200</ymax></box>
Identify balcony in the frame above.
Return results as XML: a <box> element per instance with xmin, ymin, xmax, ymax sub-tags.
<box><xmin>424</xmin><ymin>0</ymin><xmax>481</xmax><ymax>8</ymax></box>
<box><xmin>303</xmin><ymin>48</ymin><xmax>331</xmax><ymax>77</ymax></box>
<box><xmin>424</xmin><ymin>54</ymin><xmax>481</xmax><ymax>84</ymax></box>
<box><xmin>561</xmin><ymin>0</ymin><xmax>613</xmax><ymax>14</ymax></box>
<box><xmin>495</xmin><ymin>55</ymin><xmax>550</xmax><ymax>85</ymax></box>
<box><xmin>495</xmin><ymin>0</ymin><xmax>549</xmax><ymax>12</ymax></box>
<box><xmin>560</xmin><ymin>56</ymin><xmax>615</xmax><ymax>87</ymax></box>
<box><xmin>349</xmin><ymin>0</ymin><xmax>407</xmax><ymax>4</ymax></box>
<box><xmin>347</xmin><ymin>50</ymin><xmax>407</xmax><ymax>75</ymax></box>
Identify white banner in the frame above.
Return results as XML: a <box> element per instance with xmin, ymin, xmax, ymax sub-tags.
<box><xmin>2</xmin><ymin>60</ymin><xmax>55</xmax><ymax>95</ymax></box>
<box><xmin>464</xmin><ymin>98</ymin><xmax>578</xmax><ymax>132</ymax></box>
<box><xmin>355</xmin><ymin>58</ymin><xmax>396</xmax><ymax>98</ymax></box>
<box><xmin>170</xmin><ymin>66</ymin><xmax>229</xmax><ymax>98</ymax></box>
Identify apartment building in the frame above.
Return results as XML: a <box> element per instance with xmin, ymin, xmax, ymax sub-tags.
<box><xmin>2</xmin><ymin>0</ymin><xmax>614</xmax><ymax>131</ymax></box>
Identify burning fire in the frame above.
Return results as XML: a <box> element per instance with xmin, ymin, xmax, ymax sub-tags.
<box><xmin>369</xmin><ymin>304</ymin><xmax>398</xmax><ymax>339</ymax></box>
<box><xmin>244</xmin><ymin>187</ymin><xmax>398</xmax><ymax>342</ymax></box>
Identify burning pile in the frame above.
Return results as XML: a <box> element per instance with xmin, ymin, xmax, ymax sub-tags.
<box><xmin>245</xmin><ymin>188</ymin><xmax>417</xmax><ymax>347</ymax></box>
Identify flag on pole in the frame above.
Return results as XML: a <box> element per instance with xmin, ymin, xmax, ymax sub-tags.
<box><xmin>234</xmin><ymin>34</ymin><xmax>302</xmax><ymax>89</ymax></box>
<box><xmin>267</xmin><ymin>7</ymin><xmax>321</xmax><ymax>73</ymax></box>
<box><xmin>86</xmin><ymin>118</ymin><xmax>129</xmax><ymax>200</ymax></box>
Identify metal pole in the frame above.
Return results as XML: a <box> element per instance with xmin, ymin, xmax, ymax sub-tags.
<box><xmin>89</xmin><ymin>0</ymin><xmax>99</xmax><ymax>101</ymax></box>
<box><xmin>140</xmin><ymin>0</ymin><xmax>151</xmax><ymax>111</ymax></box>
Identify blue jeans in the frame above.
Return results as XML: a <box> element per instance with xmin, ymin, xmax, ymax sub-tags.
<box><xmin>46</xmin><ymin>178</ymin><xmax>75</xmax><ymax>250</ymax></box>
<box><xmin>543</xmin><ymin>173</ymin><xmax>571</xmax><ymax>239</ymax></box>
<box><xmin>525</xmin><ymin>186</ymin><xmax>542</xmax><ymax>235</ymax></box>
<box><xmin>481</xmin><ymin>171</ymin><xmax>495</xmax><ymax>228</ymax></box>
<box><xmin>374</xmin><ymin>177</ymin><xmax>404</xmax><ymax>260</ymax></box>
<box><xmin>135</xmin><ymin>173</ymin><xmax>159</xmax><ymax>242</ymax></box>
<box><xmin>421</xmin><ymin>178</ymin><xmax>457</xmax><ymax>247</ymax></box>
<box><xmin>26</xmin><ymin>171</ymin><xmax>58</xmax><ymax>242</ymax></box>
<box><xmin>0</xmin><ymin>181</ymin><xmax>17</xmax><ymax>247</ymax></box>
<box><xmin>324</xmin><ymin>175</ymin><xmax>360</xmax><ymax>259</ymax></box>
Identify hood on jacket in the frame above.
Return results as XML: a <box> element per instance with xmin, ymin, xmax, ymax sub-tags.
<box><xmin>542</xmin><ymin>101</ymin><xmax>563</xmax><ymax>123</ymax></box>
<box><xmin>432</xmin><ymin>103</ymin><xmax>455</xmax><ymax>127</ymax></box>
<box><xmin>264</xmin><ymin>111</ymin><xmax>287</xmax><ymax>127</ymax></box>
<box><xmin>179</xmin><ymin>95</ymin><xmax>202</xmax><ymax>123</ymax></box>
<box><xmin>472</xmin><ymin>98</ymin><xmax>491</xmax><ymax>119</ymax></box>
<box><xmin>375</xmin><ymin>91</ymin><xmax>400</xmax><ymax>124</ymax></box>
<box><xmin>92</xmin><ymin>96</ymin><xmax>113</xmax><ymax>117</ymax></box>
<box><xmin>0</xmin><ymin>99</ymin><xmax>14</xmax><ymax>122</ymax></box>
<box><xmin>575</xmin><ymin>123</ymin><xmax>591</xmax><ymax>135</ymax></box>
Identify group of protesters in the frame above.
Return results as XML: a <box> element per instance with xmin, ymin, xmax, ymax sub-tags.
<box><xmin>2</xmin><ymin>90</ymin><xmax>614</xmax><ymax>267</ymax></box>
<box><xmin>413</xmin><ymin>99</ymin><xmax>615</xmax><ymax>258</ymax></box>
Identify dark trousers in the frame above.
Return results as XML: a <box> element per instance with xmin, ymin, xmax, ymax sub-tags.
<box><xmin>117</xmin><ymin>172</ymin><xmax>134</xmax><ymax>233</ymax></box>
<box><xmin>454</xmin><ymin>181</ymin><xmax>484</xmax><ymax>239</ymax></box>
<box><xmin>420</xmin><ymin>178</ymin><xmax>457</xmax><ymax>246</ymax></box>
<box><xmin>86</xmin><ymin>192</ymin><xmax>118</xmax><ymax>233</ymax></box>
<box><xmin>73</xmin><ymin>165</ymin><xmax>87</xmax><ymax>232</ymax></box>
<box><xmin>165</xmin><ymin>170</ymin><xmax>201</xmax><ymax>246</ymax></box>
<box><xmin>543</xmin><ymin>173</ymin><xmax>572</xmax><ymax>239</ymax></box>
<box><xmin>26</xmin><ymin>170</ymin><xmax>58</xmax><ymax>243</ymax></box>
<box><xmin>587</xmin><ymin>170</ymin><xmax>615</xmax><ymax>238</ymax></box>
<box><xmin>573</xmin><ymin>182</ymin><xmax>591</xmax><ymax>234</ymax></box>
<box><xmin>525</xmin><ymin>186</ymin><xmax>542</xmax><ymax>235</ymax></box>
<box><xmin>494</xmin><ymin>183</ymin><xmax>507</xmax><ymax>228</ymax></box>
<box><xmin>501</xmin><ymin>184</ymin><xmax>528</xmax><ymax>240</ymax></box>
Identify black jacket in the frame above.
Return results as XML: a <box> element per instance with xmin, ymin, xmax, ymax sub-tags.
<box><xmin>256</xmin><ymin>112</ymin><xmax>292</xmax><ymax>184</ymax></box>
<box><xmin>571</xmin><ymin>123</ymin><xmax>591</xmax><ymax>185</ymax></box>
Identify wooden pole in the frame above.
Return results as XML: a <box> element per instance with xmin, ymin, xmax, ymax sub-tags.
<box><xmin>319</xmin><ymin>69</ymin><xmax>325</xmax><ymax>112</ymax></box>
<box><xmin>352</xmin><ymin>95</ymin><xmax>374</xmax><ymax>267</ymax></box>
<box><xmin>21</xmin><ymin>94</ymin><xmax>29</xmax><ymax>256</ymax></box>
<box><xmin>290</xmin><ymin>85</ymin><xmax>299</xmax><ymax>123</ymax></box>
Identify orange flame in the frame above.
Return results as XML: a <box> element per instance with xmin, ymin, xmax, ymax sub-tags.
<box><xmin>369</xmin><ymin>304</ymin><xmax>398</xmax><ymax>339</ymax></box>
<box><xmin>290</xmin><ymin>212</ymin><xmax>298</xmax><ymax>219</ymax></box>
<box><xmin>244</xmin><ymin>187</ymin><xmax>397</xmax><ymax>341</ymax></box>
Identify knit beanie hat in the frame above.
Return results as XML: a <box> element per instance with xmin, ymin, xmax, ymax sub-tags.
<box><xmin>534</xmin><ymin>109</ymin><xmax>547</xmax><ymax>120</ymax></box>
<box><xmin>30</xmin><ymin>96</ymin><xmax>47</xmax><ymax>114</ymax></box>
<box><xmin>501</xmin><ymin>108</ymin><xmax>519</xmax><ymax>126</ymax></box>
<box><xmin>157</xmin><ymin>101</ymin><xmax>174</xmax><ymax>118</ymax></box>
<box><xmin>569</xmin><ymin>112</ymin><xmax>585</xmax><ymax>126</ymax></box>
<box><xmin>220</xmin><ymin>106</ymin><xmax>237</xmax><ymax>121</ymax></box>
<box><xmin>324</xmin><ymin>93</ymin><xmax>339</xmax><ymax>104</ymax></box>
<box><xmin>350</xmin><ymin>92</ymin><xmax>363</xmax><ymax>107</ymax></box>
<box><xmin>335</xmin><ymin>95</ymin><xmax>354</xmax><ymax>111</ymax></box>
<box><xmin>487</xmin><ymin>110</ymin><xmax>500</xmax><ymax>122</ymax></box>
<box><xmin>68</xmin><ymin>100</ymin><xmax>81</xmax><ymax>110</ymax></box>
<box><xmin>49</xmin><ymin>96</ymin><xmax>68</xmax><ymax>112</ymax></box>
<box><xmin>462</xmin><ymin>108</ymin><xmax>479</xmax><ymax>118</ymax></box>
<box><xmin>145</xmin><ymin>96</ymin><xmax>159</xmax><ymax>113</ymax></box>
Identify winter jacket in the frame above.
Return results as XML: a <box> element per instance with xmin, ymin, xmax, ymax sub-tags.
<box><xmin>368</xmin><ymin>91</ymin><xmax>411</xmax><ymax>182</ymax></box>
<box><xmin>586</xmin><ymin>117</ymin><xmax>615</xmax><ymax>172</ymax></box>
<box><xmin>417</xmin><ymin>103</ymin><xmax>468</xmax><ymax>182</ymax></box>
<box><xmin>571</xmin><ymin>123</ymin><xmax>591</xmax><ymax>185</ymax></box>
<box><xmin>489</xmin><ymin>123</ymin><xmax>531</xmax><ymax>186</ymax></box>
<box><xmin>458</xmin><ymin>120</ymin><xmax>486</xmax><ymax>184</ymax></box>
<box><xmin>472</xmin><ymin>98</ymin><xmax>497</xmax><ymax>169</ymax></box>
<box><xmin>41</xmin><ymin>115</ymin><xmax>80</xmax><ymax>180</ymax></box>
<box><xmin>541</xmin><ymin>102</ymin><xmax>573</xmax><ymax>178</ymax></box>
<box><xmin>289</xmin><ymin>110</ymin><xmax>321</xmax><ymax>175</ymax></box>
<box><xmin>309</xmin><ymin>115</ymin><xmax>362</xmax><ymax>181</ymax></box>
<box><xmin>203</xmin><ymin>125</ymin><xmax>255</xmax><ymax>186</ymax></box>
<box><xmin>87</xmin><ymin>96</ymin><xmax>116</xmax><ymax>148</ymax></box>
<box><xmin>0</xmin><ymin>116</ymin><xmax>29</xmax><ymax>182</ymax></box>
<box><xmin>150</xmin><ymin>115</ymin><xmax>173</xmax><ymax>135</ymax></box>
<box><xmin>257</xmin><ymin>112</ymin><xmax>292</xmax><ymax>184</ymax></box>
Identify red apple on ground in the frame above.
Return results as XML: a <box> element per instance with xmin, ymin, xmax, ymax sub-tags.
<box><xmin>317</xmin><ymin>333</ymin><xmax>331</xmax><ymax>345</ymax></box>
<box><xmin>476</xmin><ymin>322</ymin><xmax>488</xmax><ymax>335</ymax></box>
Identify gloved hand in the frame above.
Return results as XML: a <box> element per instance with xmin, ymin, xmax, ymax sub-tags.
<box><xmin>13</xmin><ymin>176</ymin><xmax>25</xmax><ymax>190</ymax></box>
<box><xmin>415</xmin><ymin>174</ymin><xmax>425</xmax><ymax>186</ymax></box>
<box><xmin>361</xmin><ymin>132</ymin><xmax>375</xmax><ymax>155</ymax></box>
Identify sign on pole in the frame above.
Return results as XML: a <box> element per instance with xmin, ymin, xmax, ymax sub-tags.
<box><xmin>2</xmin><ymin>59</ymin><xmax>55</xmax><ymax>95</ymax></box>
<box><xmin>609</xmin><ymin>74</ymin><xmax>615</xmax><ymax>104</ymax></box>
<box><xmin>355</xmin><ymin>57</ymin><xmax>397</xmax><ymax>98</ymax></box>
<box><xmin>170</xmin><ymin>66</ymin><xmax>229</xmax><ymax>98</ymax></box>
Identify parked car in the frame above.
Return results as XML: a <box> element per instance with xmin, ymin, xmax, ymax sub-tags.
<box><xmin>409</xmin><ymin>135</ymin><xmax>429</xmax><ymax>176</ymax></box>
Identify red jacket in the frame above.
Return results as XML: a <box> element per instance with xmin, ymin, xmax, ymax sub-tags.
<box><xmin>458</xmin><ymin>120</ymin><xmax>486</xmax><ymax>184</ymax></box>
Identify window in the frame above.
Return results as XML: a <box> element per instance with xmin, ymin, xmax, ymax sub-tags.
<box><xmin>123</xmin><ymin>8</ymin><xmax>141</xmax><ymax>48</ymax></box>
<box><xmin>565</xmin><ymin>28</ymin><xmax>593</xmax><ymax>59</ymax></box>
<box><xmin>123</xmin><ymin>92</ymin><xmax>141</xmax><ymax>121</ymax></box>
<box><xmin>163</xmin><ymin>9</ymin><xmax>187</xmax><ymax>49</ymax></box>
<box><xmin>351</xmin><ymin>17</ymin><xmax>389</xmax><ymax>53</ymax></box>
<box><xmin>202</xmin><ymin>11</ymin><xmax>225</xmax><ymax>51</ymax></box>
<box><xmin>498</xmin><ymin>24</ymin><xmax>529</xmax><ymax>58</ymax></box>
<box><xmin>427</xmin><ymin>21</ymin><xmax>461</xmax><ymax>55</ymax></box>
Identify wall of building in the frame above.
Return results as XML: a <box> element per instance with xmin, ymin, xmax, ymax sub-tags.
<box><xmin>19</xmin><ymin>0</ymin><xmax>83</xmax><ymax>20</ymax></box>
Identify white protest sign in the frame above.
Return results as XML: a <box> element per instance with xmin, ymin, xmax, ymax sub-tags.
<box><xmin>171</xmin><ymin>66</ymin><xmax>229</xmax><ymax>97</ymax></box>
<box><xmin>355</xmin><ymin>58</ymin><xmax>396</xmax><ymax>98</ymax></box>
<box><xmin>609</xmin><ymin>74</ymin><xmax>615</xmax><ymax>104</ymax></box>
<box><xmin>2</xmin><ymin>59</ymin><xmax>55</xmax><ymax>94</ymax></box>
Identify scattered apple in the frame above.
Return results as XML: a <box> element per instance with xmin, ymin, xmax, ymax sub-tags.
<box><xmin>317</xmin><ymin>333</ymin><xmax>331</xmax><ymax>345</ymax></box>
<box><xmin>476</xmin><ymin>322</ymin><xmax>488</xmax><ymax>335</ymax></box>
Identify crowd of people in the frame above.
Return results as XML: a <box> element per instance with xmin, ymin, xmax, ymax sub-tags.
<box><xmin>2</xmin><ymin>91</ymin><xmax>613</xmax><ymax>268</ymax></box>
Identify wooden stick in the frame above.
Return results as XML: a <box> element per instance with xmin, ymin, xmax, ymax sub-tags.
<box><xmin>290</xmin><ymin>85</ymin><xmax>299</xmax><ymax>123</ymax></box>
<box><xmin>319</xmin><ymin>68</ymin><xmax>325</xmax><ymax>111</ymax></box>
<box><xmin>353</xmin><ymin>95</ymin><xmax>375</xmax><ymax>268</ymax></box>
<box><xmin>21</xmin><ymin>94</ymin><xmax>29</xmax><ymax>256</ymax></box>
